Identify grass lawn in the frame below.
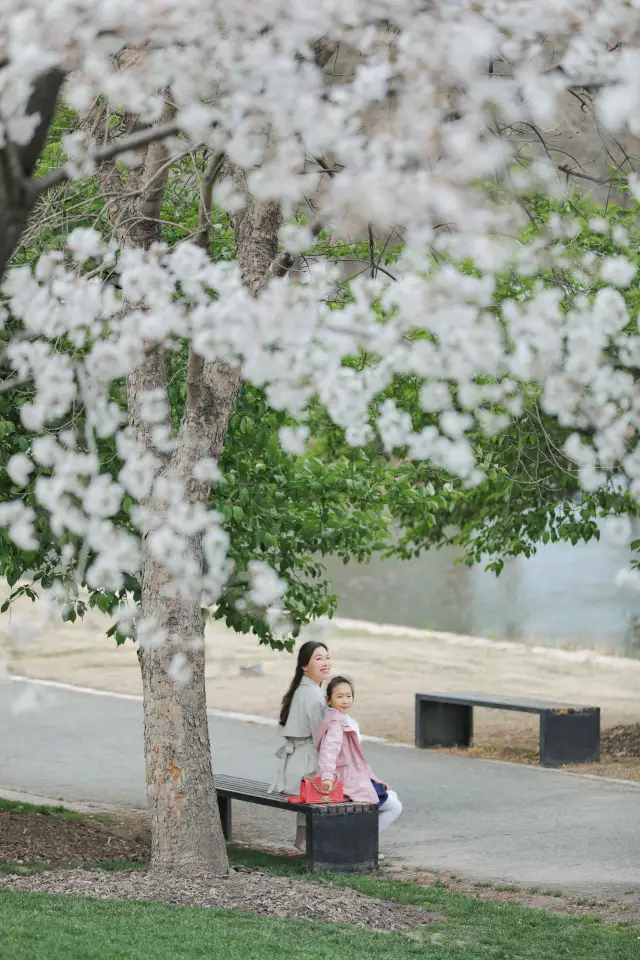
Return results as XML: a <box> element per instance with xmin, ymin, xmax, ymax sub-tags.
<box><xmin>0</xmin><ymin>798</ymin><xmax>88</xmax><ymax>820</ymax></box>
<box><xmin>0</xmin><ymin>803</ymin><xmax>638</xmax><ymax>960</ymax></box>
<box><xmin>1</xmin><ymin>848</ymin><xmax>639</xmax><ymax>960</ymax></box>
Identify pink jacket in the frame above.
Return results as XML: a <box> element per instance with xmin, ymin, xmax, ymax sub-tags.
<box><xmin>314</xmin><ymin>709</ymin><xmax>379</xmax><ymax>804</ymax></box>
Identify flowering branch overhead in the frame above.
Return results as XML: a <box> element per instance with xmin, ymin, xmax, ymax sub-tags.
<box><xmin>1</xmin><ymin>0</ymin><xmax>640</xmax><ymax>627</ymax></box>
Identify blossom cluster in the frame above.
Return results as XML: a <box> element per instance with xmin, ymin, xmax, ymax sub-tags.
<box><xmin>2</xmin><ymin>1</ymin><xmax>640</xmax><ymax>638</ymax></box>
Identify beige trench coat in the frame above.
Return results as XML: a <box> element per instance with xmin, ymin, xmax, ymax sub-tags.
<box><xmin>270</xmin><ymin>676</ymin><xmax>326</xmax><ymax>795</ymax></box>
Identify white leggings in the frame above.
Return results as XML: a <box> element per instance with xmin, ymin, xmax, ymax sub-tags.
<box><xmin>296</xmin><ymin>789</ymin><xmax>402</xmax><ymax>834</ymax></box>
<box><xmin>379</xmin><ymin>789</ymin><xmax>402</xmax><ymax>833</ymax></box>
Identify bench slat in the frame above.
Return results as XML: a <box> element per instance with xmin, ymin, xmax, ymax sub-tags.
<box><xmin>213</xmin><ymin>775</ymin><xmax>376</xmax><ymax>813</ymax></box>
<box><xmin>416</xmin><ymin>692</ymin><xmax>597</xmax><ymax>714</ymax></box>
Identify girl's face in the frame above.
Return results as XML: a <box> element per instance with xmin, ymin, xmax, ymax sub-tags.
<box><xmin>303</xmin><ymin>647</ymin><xmax>331</xmax><ymax>684</ymax></box>
<box><xmin>328</xmin><ymin>682</ymin><xmax>353</xmax><ymax>713</ymax></box>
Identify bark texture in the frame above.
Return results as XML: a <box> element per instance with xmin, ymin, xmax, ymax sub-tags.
<box><xmin>135</xmin><ymin>354</ymin><xmax>240</xmax><ymax>875</ymax></box>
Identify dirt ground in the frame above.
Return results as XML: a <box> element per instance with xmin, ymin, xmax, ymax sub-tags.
<box><xmin>0</xmin><ymin>808</ymin><xmax>149</xmax><ymax>865</ymax></box>
<box><xmin>2</xmin><ymin>582</ymin><xmax>640</xmax><ymax>778</ymax></box>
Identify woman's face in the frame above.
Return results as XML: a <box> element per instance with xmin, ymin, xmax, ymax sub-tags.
<box><xmin>328</xmin><ymin>682</ymin><xmax>353</xmax><ymax>713</ymax></box>
<box><xmin>302</xmin><ymin>646</ymin><xmax>331</xmax><ymax>684</ymax></box>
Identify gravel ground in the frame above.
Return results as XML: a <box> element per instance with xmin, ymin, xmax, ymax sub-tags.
<box><xmin>0</xmin><ymin>867</ymin><xmax>438</xmax><ymax>932</ymax></box>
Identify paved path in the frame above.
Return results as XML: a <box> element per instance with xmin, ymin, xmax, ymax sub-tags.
<box><xmin>2</xmin><ymin>678</ymin><xmax>639</xmax><ymax>896</ymax></box>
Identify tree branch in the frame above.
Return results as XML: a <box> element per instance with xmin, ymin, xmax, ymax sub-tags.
<box><xmin>28</xmin><ymin>117</ymin><xmax>203</xmax><ymax>201</ymax></box>
<box><xmin>557</xmin><ymin>163</ymin><xmax>622</xmax><ymax>186</ymax></box>
<box><xmin>0</xmin><ymin>376</ymin><xmax>28</xmax><ymax>395</ymax></box>
<box><xmin>197</xmin><ymin>151</ymin><xmax>226</xmax><ymax>251</ymax></box>
<box><xmin>311</xmin><ymin>38</ymin><xmax>340</xmax><ymax>69</ymax></box>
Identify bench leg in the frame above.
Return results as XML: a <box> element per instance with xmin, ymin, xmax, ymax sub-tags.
<box><xmin>218</xmin><ymin>795</ymin><xmax>232</xmax><ymax>841</ymax></box>
<box><xmin>415</xmin><ymin>697</ymin><xmax>473</xmax><ymax>749</ymax></box>
<box><xmin>539</xmin><ymin>709</ymin><xmax>601</xmax><ymax>766</ymax></box>
<box><xmin>305</xmin><ymin>807</ymin><xmax>378</xmax><ymax>874</ymax></box>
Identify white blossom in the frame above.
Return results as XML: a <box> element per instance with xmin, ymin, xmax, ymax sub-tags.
<box><xmin>168</xmin><ymin>651</ymin><xmax>193</xmax><ymax>686</ymax></box>
<box><xmin>247</xmin><ymin>561</ymin><xmax>286</xmax><ymax>608</ymax></box>
<box><xmin>600</xmin><ymin>256</ymin><xmax>638</xmax><ymax>287</ymax></box>
<box><xmin>12</xmin><ymin>685</ymin><xmax>46</xmax><ymax>716</ymax></box>
<box><xmin>615</xmin><ymin>567</ymin><xmax>640</xmax><ymax>594</ymax></box>
<box><xmin>118</xmin><ymin>453</ymin><xmax>158</xmax><ymax>499</ymax></box>
<box><xmin>192</xmin><ymin>458</ymin><xmax>222</xmax><ymax>483</ymax></box>
<box><xmin>3</xmin><ymin>615</ymin><xmax>40</xmax><ymax>650</ymax></box>
<box><xmin>278</xmin><ymin>425</ymin><xmax>309</xmax><ymax>455</ymax></box>
<box><xmin>67</xmin><ymin>228</ymin><xmax>104</xmax><ymax>261</ymax></box>
<box><xmin>83</xmin><ymin>475</ymin><xmax>123</xmax><ymax>518</ymax></box>
<box><xmin>603</xmin><ymin>515</ymin><xmax>632</xmax><ymax>547</ymax></box>
<box><xmin>139</xmin><ymin>389</ymin><xmax>170</xmax><ymax>424</ymax></box>
<box><xmin>6</xmin><ymin>453</ymin><xmax>33</xmax><ymax>486</ymax></box>
<box><xmin>137</xmin><ymin>617</ymin><xmax>168</xmax><ymax>650</ymax></box>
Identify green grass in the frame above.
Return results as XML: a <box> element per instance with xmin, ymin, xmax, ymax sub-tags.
<box><xmin>1</xmin><ymin>846</ymin><xmax>639</xmax><ymax>960</ymax></box>
<box><xmin>0</xmin><ymin>798</ymin><xmax>91</xmax><ymax>822</ymax></box>
<box><xmin>97</xmin><ymin>860</ymin><xmax>148</xmax><ymax>873</ymax></box>
<box><xmin>1</xmin><ymin>885</ymin><xmax>639</xmax><ymax>960</ymax></box>
<box><xmin>0</xmin><ymin>862</ymin><xmax>50</xmax><ymax>877</ymax></box>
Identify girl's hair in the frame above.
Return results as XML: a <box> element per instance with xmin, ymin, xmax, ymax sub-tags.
<box><xmin>326</xmin><ymin>675</ymin><xmax>354</xmax><ymax>703</ymax></box>
<box><xmin>279</xmin><ymin>641</ymin><xmax>329</xmax><ymax>727</ymax></box>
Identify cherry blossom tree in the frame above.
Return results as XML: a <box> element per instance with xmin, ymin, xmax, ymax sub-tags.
<box><xmin>2</xmin><ymin>1</ymin><xmax>640</xmax><ymax>876</ymax></box>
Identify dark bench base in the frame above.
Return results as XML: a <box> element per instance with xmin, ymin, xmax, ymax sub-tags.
<box><xmin>415</xmin><ymin>693</ymin><xmax>600</xmax><ymax>767</ymax></box>
<box><xmin>215</xmin><ymin>776</ymin><xmax>378</xmax><ymax>873</ymax></box>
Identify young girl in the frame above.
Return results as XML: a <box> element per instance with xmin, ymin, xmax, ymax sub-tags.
<box><xmin>315</xmin><ymin>676</ymin><xmax>402</xmax><ymax>835</ymax></box>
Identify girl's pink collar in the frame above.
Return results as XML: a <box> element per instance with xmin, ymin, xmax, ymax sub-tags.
<box><xmin>326</xmin><ymin>707</ymin><xmax>352</xmax><ymax>726</ymax></box>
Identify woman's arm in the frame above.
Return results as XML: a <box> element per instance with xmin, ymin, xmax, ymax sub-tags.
<box><xmin>317</xmin><ymin>719</ymin><xmax>344</xmax><ymax>783</ymax></box>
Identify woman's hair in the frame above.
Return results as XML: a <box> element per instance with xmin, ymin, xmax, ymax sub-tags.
<box><xmin>326</xmin><ymin>675</ymin><xmax>354</xmax><ymax>703</ymax></box>
<box><xmin>279</xmin><ymin>640</ymin><xmax>329</xmax><ymax>727</ymax></box>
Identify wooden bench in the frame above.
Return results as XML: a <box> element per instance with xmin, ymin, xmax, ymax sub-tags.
<box><xmin>415</xmin><ymin>692</ymin><xmax>600</xmax><ymax>767</ymax></box>
<box><xmin>214</xmin><ymin>775</ymin><xmax>379</xmax><ymax>873</ymax></box>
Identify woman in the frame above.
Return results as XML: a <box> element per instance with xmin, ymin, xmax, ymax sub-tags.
<box><xmin>271</xmin><ymin>640</ymin><xmax>331</xmax><ymax>851</ymax></box>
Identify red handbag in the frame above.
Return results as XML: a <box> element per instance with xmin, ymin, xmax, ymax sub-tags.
<box><xmin>287</xmin><ymin>775</ymin><xmax>344</xmax><ymax>805</ymax></box>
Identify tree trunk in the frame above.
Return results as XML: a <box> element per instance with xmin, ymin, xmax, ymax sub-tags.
<box><xmin>130</xmin><ymin>351</ymin><xmax>241</xmax><ymax>876</ymax></box>
<box><xmin>137</xmin><ymin>579</ymin><xmax>226</xmax><ymax>874</ymax></box>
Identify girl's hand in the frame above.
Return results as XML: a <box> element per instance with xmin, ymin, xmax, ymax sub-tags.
<box><xmin>321</xmin><ymin>779</ymin><xmax>334</xmax><ymax>792</ymax></box>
